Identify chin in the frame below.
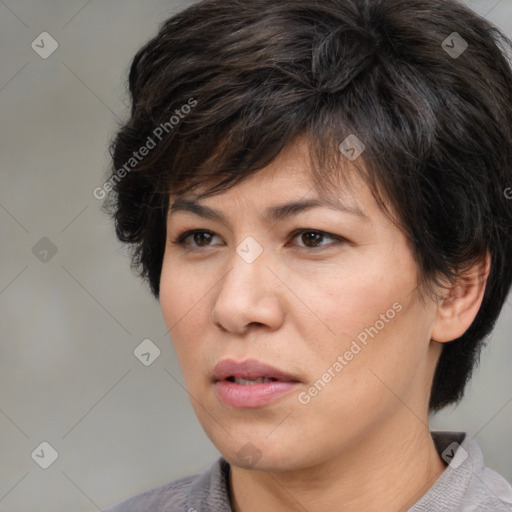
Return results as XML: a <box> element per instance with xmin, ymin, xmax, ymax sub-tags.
<box><xmin>211</xmin><ymin>431</ymin><xmax>313</xmax><ymax>472</ymax></box>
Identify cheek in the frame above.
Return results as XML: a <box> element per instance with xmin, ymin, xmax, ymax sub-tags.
<box><xmin>159</xmin><ymin>258</ymin><xmax>211</xmax><ymax>370</ymax></box>
<box><xmin>159</xmin><ymin>251</ymin><xmax>212</xmax><ymax>325</ymax></box>
<box><xmin>298</xmin><ymin>251</ymin><xmax>430</xmax><ymax>402</ymax></box>
<box><xmin>311</xmin><ymin>289</ymin><xmax>433</xmax><ymax>416</ymax></box>
<box><xmin>295</xmin><ymin>251</ymin><xmax>411</xmax><ymax>354</ymax></box>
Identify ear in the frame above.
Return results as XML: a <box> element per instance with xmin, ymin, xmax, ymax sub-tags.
<box><xmin>431</xmin><ymin>251</ymin><xmax>491</xmax><ymax>343</ymax></box>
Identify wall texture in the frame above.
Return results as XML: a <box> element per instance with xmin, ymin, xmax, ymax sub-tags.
<box><xmin>0</xmin><ymin>0</ymin><xmax>511</xmax><ymax>510</ymax></box>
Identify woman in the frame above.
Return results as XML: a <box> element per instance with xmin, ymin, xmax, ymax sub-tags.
<box><xmin>103</xmin><ymin>0</ymin><xmax>512</xmax><ymax>510</ymax></box>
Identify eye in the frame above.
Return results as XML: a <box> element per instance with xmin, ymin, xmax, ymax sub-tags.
<box><xmin>289</xmin><ymin>229</ymin><xmax>344</xmax><ymax>249</ymax></box>
<box><xmin>171</xmin><ymin>229</ymin><xmax>221</xmax><ymax>248</ymax></box>
<box><xmin>170</xmin><ymin>228</ymin><xmax>345</xmax><ymax>250</ymax></box>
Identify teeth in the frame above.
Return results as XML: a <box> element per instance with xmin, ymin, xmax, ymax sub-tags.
<box><xmin>233</xmin><ymin>377</ymin><xmax>276</xmax><ymax>385</ymax></box>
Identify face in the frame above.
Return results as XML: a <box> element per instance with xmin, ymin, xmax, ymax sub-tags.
<box><xmin>159</xmin><ymin>138</ymin><xmax>441</xmax><ymax>472</ymax></box>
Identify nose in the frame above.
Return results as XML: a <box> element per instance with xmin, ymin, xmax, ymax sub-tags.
<box><xmin>209</xmin><ymin>247</ymin><xmax>285</xmax><ymax>335</ymax></box>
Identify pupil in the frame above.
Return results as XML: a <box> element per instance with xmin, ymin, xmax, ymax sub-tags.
<box><xmin>304</xmin><ymin>232</ymin><xmax>321</xmax><ymax>247</ymax></box>
<box><xmin>195</xmin><ymin>232</ymin><xmax>211</xmax><ymax>246</ymax></box>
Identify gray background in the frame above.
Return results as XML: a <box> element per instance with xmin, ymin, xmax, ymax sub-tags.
<box><xmin>0</xmin><ymin>1</ymin><xmax>511</xmax><ymax>510</ymax></box>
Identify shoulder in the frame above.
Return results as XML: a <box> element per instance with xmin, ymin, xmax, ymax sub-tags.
<box><xmin>467</xmin><ymin>464</ymin><xmax>512</xmax><ymax>511</ymax></box>
<box><xmin>103</xmin><ymin>457</ymin><xmax>231</xmax><ymax>512</ymax></box>
<box><xmin>410</xmin><ymin>431</ymin><xmax>512</xmax><ymax>511</ymax></box>
<box><xmin>102</xmin><ymin>473</ymin><xmax>195</xmax><ymax>512</ymax></box>
<box><xmin>453</xmin><ymin>431</ymin><xmax>512</xmax><ymax>511</ymax></box>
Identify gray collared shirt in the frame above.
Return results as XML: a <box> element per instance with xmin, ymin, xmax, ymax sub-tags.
<box><xmin>104</xmin><ymin>431</ymin><xmax>512</xmax><ymax>511</ymax></box>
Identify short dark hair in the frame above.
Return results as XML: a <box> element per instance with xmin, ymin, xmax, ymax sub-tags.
<box><xmin>105</xmin><ymin>0</ymin><xmax>512</xmax><ymax>412</ymax></box>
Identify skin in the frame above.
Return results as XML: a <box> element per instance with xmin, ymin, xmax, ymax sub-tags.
<box><xmin>159</xmin><ymin>137</ymin><xmax>489</xmax><ymax>512</ymax></box>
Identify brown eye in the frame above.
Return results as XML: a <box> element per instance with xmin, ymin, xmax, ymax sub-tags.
<box><xmin>192</xmin><ymin>231</ymin><xmax>214</xmax><ymax>246</ymax></box>
<box><xmin>171</xmin><ymin>228</ymin><xmax>345</xmax><ymax>251</ymax></box>
<box><xmin>291</xmin><ymin>229</ymin><xmax>343</xmax><ymax>249</ymax></box>
<box><xmin>171</xmin><ymin>230</ymin><xmax>221</xmax><ymax>248</ymax></box>
<box><xmin>300</xmin><ymin>231</ymin><xmax>326</xmax><ymax>248</ymax></box>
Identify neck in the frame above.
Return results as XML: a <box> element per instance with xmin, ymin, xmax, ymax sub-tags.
<box><xmin>229</xmin><ymin>413</ymin><xmax>447</xmax><ymax>512</ymax></box>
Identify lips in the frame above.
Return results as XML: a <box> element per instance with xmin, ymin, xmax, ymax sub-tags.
<box><xmin>213</xmin><ymin>358</ymin><xmax>301</xmax><ymax>408</ymax></box>
<box><xmin>212</xmin><ymin>358</ymin><xmax>301</xmax><ymax>383</ymax></box>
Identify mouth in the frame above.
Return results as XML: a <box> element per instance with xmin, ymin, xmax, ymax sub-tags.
<box><xmin>212</xmin><ymin>358</ymin><xmax>301</xmax><ymax>408</ymax></box>
<box><xmin>212</xmin><ymin>358</ymin><xmax>301</xmax><ymax>384</ymax></box>
<box><xmin>225</xmin><ymin>376</ymin><xmax>279</xmax><ymax>385</ymax></box>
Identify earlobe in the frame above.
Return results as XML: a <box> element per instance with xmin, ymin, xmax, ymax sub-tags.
<box><xmin>431</xmin><ymin>251</ymin><xmax>490</xmax><ymax>343</ymax></box>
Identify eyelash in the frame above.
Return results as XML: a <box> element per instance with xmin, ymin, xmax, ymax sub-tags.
<box><xmin>170</xmin><ymin>228</ymin><xmax>346</xmax><ymax>251</ymax></box>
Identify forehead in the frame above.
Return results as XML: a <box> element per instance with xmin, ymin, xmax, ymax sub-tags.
<box><xmin>167</xmin><ymin>149</ymin><xmax>376</xmax><ymax>229</ymax></box>
<box><xmin>168</xmin><ymin>136</ymin><xmax>371</xmax><ymax>212</ymax></box>
<box><xmin>168</xmin><ymin>193</ymin><xmax>370</xmax><ymax>227</ymax></box>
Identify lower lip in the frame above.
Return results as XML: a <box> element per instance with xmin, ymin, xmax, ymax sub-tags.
<box><xmin>215</xmin><ymin>380</ymin><xmax>299</xmax><ymax>408</ymax></box>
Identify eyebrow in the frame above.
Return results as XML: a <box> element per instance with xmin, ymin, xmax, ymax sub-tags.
<box><xmin>168</xmin><ymin>196</ymin><xmax>368</xmax><ymax>225</ymax></box>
